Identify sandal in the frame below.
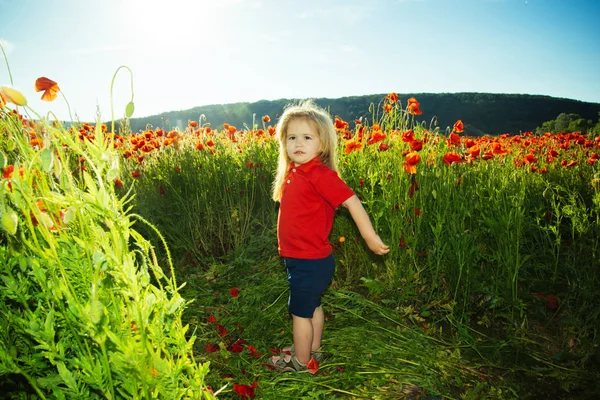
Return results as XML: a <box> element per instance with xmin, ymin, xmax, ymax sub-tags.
<box><xmin>282</xmin><ymin>344</ymin><xmax>328</xmax><ymax>364</ymax></box>
<box><xmin>267</xmin><ymin>354</ymin><xmax>319</xmax><ymax>374</ymax></box>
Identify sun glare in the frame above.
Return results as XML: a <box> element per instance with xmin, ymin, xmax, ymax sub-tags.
<box><xmin>120</xmin><ymin>0</ymin><xmax>224</xmax><ymax>49</ymax></box>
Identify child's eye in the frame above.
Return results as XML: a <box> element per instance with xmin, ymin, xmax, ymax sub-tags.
<box><xmin>305</xmin><ymin>136</ymin><xmax>311</xmax><ymax>140</ymax></box>
<box><xmin>288</xmin><ymin>136</ymin><xmax>295</xmax><ymax>140</ymax></box>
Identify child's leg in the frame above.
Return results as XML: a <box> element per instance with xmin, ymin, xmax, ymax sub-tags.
<box><xmin>311</xmin><ymin>306</ymin><xmax>324</xmax><ymax>351</ymax></box>
<box><xmin>292</xmin><ymin>315</ymin><xmax>313</xmax><ymax>364</ymax></box>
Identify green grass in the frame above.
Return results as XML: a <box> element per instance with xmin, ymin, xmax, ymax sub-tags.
<box><xmin>174</xmin><ymin>249</ymin><xmax>599</xmax><ymax>400</ymax></box>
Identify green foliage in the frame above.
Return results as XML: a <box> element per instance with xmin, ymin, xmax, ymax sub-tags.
<box><xmin>537</xmin><ymin>111</ymin><xmax>600</xmax><ymax>134</ymax></box>
<box><xmin>0</xmin><ymin>111</ymin><xmax>214</xmax><ymax>399</ymax></box>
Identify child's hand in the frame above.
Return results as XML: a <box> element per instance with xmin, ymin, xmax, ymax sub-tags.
<box><xmin>366</xmin><ymin>235</ymin><xmax>390</xmax><ymax>256</ymax></box>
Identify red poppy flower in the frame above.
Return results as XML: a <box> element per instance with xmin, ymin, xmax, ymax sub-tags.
<box><xmin>34</xmin><ymin>77</ymin><xmax>60</xmax><ymax>102</ymax></box>
<box><xmin>307</xmin><ymin>357</ymin><xmax>319</xmax><ymax>375</ymax></box>
<box><xmin>452</xmin><ymin>120</ymin><xmax>464</xmax><ymax>133</ymax></box>
<box><xmin>407</xmin><ymin>97</ymin><xmax>423</xmax><ymax>115</ymax></box>
<box><xmin>565</xmin><ymin>160</ymin><xmax>577</xmax><ymax>168</ymax></box>
<box><xmin>482</xmin><ymin>151</ymin><xmax>494</xmax><ymax>161</ymax></box>
<box><xmin>467</xmin><ymin>145</ymin><xmax>480</xmax><ymax>158</ymax></box>
<box><xmin>207</xmin><ymin>315</ymin><xmax>217</xmax><ymax>323</ymax></box>
<box><xmin>492</xmin><ymin>143</ymin><xmax>508</xmax><ymax>155</ymax></box>
<box><xmin>344</xmin><ymin>140</ymin><xmax>362</xmax><ymax>154</ymax></box>
<box><xmin>382</xmin><ymin>103</ymin><xmax>393</xmax><ymax>114</ymax></box>
<box><xmin>248</xmin><ymin>345</ymin><xmax>262</xmax><ymax>358</ymax></box>
<box><xmin>262</xmin><ymin>115</ymin><xmax>270</xmax><ymax>123</ymax></box>
<box><xmin>379</xmin><ymin>143</ymin><xmax>389</xmax><ymax>151</ymax></box>
<box><xmin>114</xmin><ymin>178</ymin><xmax>124</xmax><ymax>189</ymax></box>
<box><xmin>131</xmin><ymin>170</ymin><xmax>141</xmax><ymax>178</ymax></box>
<box><xmin>386</xmin><ymin>92</ymin><xmax>399</xmax><ymax>103</ymax></box>
<box><xmin>524</xmin><ymin>153</ymin><xmax>537</xmax><ymax>164</ymax></box>
<box><xmin>401</xmin><ymin>129</ymin><xmax>415</xmax><ymax>143</ymax></box>
<box><xmin>367</xmin><ymin>131</ymin><xmax>386</xmax><ymax>145</ymax></box>
<box><xmin>442</xmin><ymin>152</ymin><xmax>463</xmax><ymax>165</ymax></box>
<box><xmin>205</xmin><ymin>343</ymin><xmax>219</xmax><ymax>352</ymax></box>
<box><xmin>335</xmin><ymin>117</ymin><xmax>349</xmax><ymax>130</ymax></box>
<box><xmin>404</xmin><ymin>152</ymin><xmax>421</xmax><ymax>174</ymax></box>
<box><xmin>229</xmin><ymin>340</ymin><xmax>245</xmax><ymax>353</ymax></box>
<box><xmin>410</xmin><ymin>140</ymin><xmax>423</xmax><ymax>151</ymax></box>
<box><xmin>448</xmin><ymin>133</ymin><xmax>461</xmax><ymax>146</ymax></box>
<box><xmin>230</xmin><ymin>287</ymin><xmax>239</xmax><ymax>298</ymax></box>
<box><xmin>217</xmin><ymin>324</ymin><xmax>228</xmax><ymax>336</ymax></box>
<box><xmin>2</xmin><ymin>165</ymin><xmax>14</xmax><ymax>179</ymax></box>
<box><xmin>233</xmin><ymin>382</ymin><xmax>258</xmax><ymax>399</ymax></box>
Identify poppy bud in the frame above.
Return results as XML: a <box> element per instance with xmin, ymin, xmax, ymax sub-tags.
<box><xmin>0</xmin><ymin>85</ymin><xmax>27</xmax><ymax>106</ymax></box>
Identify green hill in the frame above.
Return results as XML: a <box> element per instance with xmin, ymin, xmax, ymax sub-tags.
<box><xmin>127</xmin><ymin>92</ymin><xmax>600</xmax><ymax>136</ymax></box>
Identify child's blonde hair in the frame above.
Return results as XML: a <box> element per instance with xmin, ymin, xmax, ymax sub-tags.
<box><xmin>272</xmin><ymin>100</ymin><xmax>339</xmax><ymax>201</ymax></box>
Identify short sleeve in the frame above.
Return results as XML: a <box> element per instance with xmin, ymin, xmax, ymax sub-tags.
<box><xmin>312</xmin><ymin>167</ymin><xmax>355</xmax><ymax>208</ymax></box>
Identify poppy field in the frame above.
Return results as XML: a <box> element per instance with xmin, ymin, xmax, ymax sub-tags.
<box><xmin>1</xmin><ymin>69</ymin><xmax>600</xmax><ymax>399</ymax></box>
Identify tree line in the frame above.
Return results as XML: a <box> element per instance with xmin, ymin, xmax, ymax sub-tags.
<box><xmin>124</xmin><ymin>92</ymin><xmax>600</xmax><ymax>136</ymax></box>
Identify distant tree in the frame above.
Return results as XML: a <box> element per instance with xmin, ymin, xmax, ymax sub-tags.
<box><xmin>539</xmin><ymin>120</ymin><xmax>555</xmax><ymax>133</ymax></box>
<box><xmin>537</xmin><ymin>112</ymin><xmax>595</xmax><ymax>134</ymax></box>
<box><xmin>554</xmin><ymin>113</ymin><xmax>571</xmax><ymax>132</ymax></box>
<box><xmin>593</xmin><ymin>112</ymin><xmax>600</xmax><ymax>135</ymax></box>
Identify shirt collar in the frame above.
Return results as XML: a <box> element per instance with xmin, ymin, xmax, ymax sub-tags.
<box><xmin>289</xmin><ymin>156</ymin><xmax>322</xmax><ymax>173</ymax></box>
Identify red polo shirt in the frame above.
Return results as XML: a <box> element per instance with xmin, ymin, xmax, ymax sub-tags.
<box><xmin>277</xmin><ymin>157</ymin><xmax>355</xmax><ymax>259</ymax></box>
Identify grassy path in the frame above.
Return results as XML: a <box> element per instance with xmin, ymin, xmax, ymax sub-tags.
<box><xmin>177</xmin><ymin>257</ymin><xmax>597</xmax><ymax>399</ymax></box>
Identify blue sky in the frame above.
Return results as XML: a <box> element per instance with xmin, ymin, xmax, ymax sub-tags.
<box><xmin>1</xmin><ymin>0</ymin><xmax>599</xmax><ymax>122</ymax></box>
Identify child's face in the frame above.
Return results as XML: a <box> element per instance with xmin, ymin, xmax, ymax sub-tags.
<box><xmin>285</xmin><ymin>118</ymin><xmax>321</xmax><ymax>166</ymax></box>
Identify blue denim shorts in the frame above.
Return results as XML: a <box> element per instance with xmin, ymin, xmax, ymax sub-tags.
<box><xmin>285</xmin><ymin>254</ymin><xmax>335</xmax><ymax>318</ymax></box>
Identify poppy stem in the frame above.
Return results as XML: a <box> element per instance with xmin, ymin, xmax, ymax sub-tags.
<box><xmin>110</xmin><ymin>65</ymin><xmax>135</xmax><ymax>135</ymax></box>
<box><xmin>0</xmin><ymin>41</ymin><xmax>14</xmax><ymax>86</ymax></box>
<box><xmin>60</xmin><ymin>91</ymin><xmax>74</xmax><ymax>123</ymax></box>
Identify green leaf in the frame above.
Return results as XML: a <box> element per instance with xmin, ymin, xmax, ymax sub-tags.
<box><xmin>6</xmin><ymin>139</ymin><xmax>16</xmax><ymax>151</ymax></box>
<box><xmin>40</xmin><ymin>148</ymin><xmax>54</xmax><ymax>173</ymax></box>
<box><xmin>167</xmin><ymin>295</ymin><xmax>185</xmax><ymax>315</ymax></box>
<box><xmin>57</xmin><ymin>362</ymin><xmax>78</xmax><ymax>392</ymax></box>
<box><xmin>93</xmin><ymin>251</ymin><xmax>108</xmax><ymax>272</ymax></box>
<box><xmin>1</xmin><ymin>209</ymin><xmax>18</xmax><ymax>235</ymax></box>
<box><xmin>40</xmin><ymin>212</ymin><xmax>54</xmax><ymax>230</ymax></box>
<box><xmin>89</xmin><ymin>300</ymin><xmax>104</xmax><ymax>325</ymax></box>
<box><xmin>107</xmin><ymin>166</ymin><xmax>119</xmax><ymax>182</ymax></box>
<box><xmin>0</xmin><ymin>150</ymin><xmax>6</xmax><ymax>168</ymax></box>
<box><xmin>125</xmin><ymin>101</ymin><xmax>135</xmax><ymax>118</ymax></box>
<box><xmin>63</xmin><ymin>207</ymin><xmax>76</xmax><ymax>225</ymax></box>
<box><xmin>82</xmin><ymin>171</ymin><xmax>98</xmax><ymax>197</ymax></box>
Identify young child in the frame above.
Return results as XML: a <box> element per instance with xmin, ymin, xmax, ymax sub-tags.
<box><xmin>268</xmin><ymin>100</ymin><xmax>389</xmax><ymax>373</ymax></box>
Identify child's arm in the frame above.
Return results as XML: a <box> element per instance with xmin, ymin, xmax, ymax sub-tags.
<box><xmin>342</xmin><ymin>195</ymin><xmax>390</xmax><ymax>255</ymax></box>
